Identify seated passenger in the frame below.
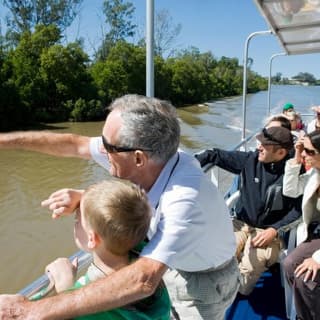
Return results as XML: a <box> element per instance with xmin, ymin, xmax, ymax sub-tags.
<box><xmin>307</xmin><ymin>106</ymin><xmax>320</xmax><ymax>133</ymax></box>
<box><xmin>283</xmin><ymin>102</ymin><xmax>296</xmax><ymax>117</ymax></box>
<box><xmin>195</xmin><ymin>126</ymin><xmax>302</xmax><ymax>295</ymax></box>
<box><xmin>43</xmin><ymin>178</ymin><xmax>171</xmax><ymax>320</ymax></box>
<box><xmin>282</xmin><ymin>102</ymin><xmax>305</xmax><ymax>131</ymax></box>
<box><xmin>264</xmin><ymin>114</ymin><xmax>292</xmax><ymax>130</ymax></box>
<box><xmin>283</xmin><ymin>130</ymin><xmax>320</xmax><ymax>320</ymax></box>
<box><xmin>284</xmin><ymin>111</ymin><xmax>306</xmax><ymax>141</ymax></box>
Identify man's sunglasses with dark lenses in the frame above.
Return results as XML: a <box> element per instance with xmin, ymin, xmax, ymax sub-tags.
<box><xmin>303</xmin><ymin>147</ymin><xmax>320</xmax><ymax>156</ymax></box>
<box><xmin>101</xmin><ymin>135</ymin><xmax>152</xmax><ymax>153</ymax></box>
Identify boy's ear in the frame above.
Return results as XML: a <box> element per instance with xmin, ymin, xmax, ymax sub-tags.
<box><xmin>87</xmin><ymin>230</ymin><xmax>101</xmax><ymax>249</ymax></box>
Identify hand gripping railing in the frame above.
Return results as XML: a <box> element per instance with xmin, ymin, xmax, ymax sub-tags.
<box><xmin>19</xmin><ymin>250</ymin><xmax>92</xmax><ymax>299</ymax></box>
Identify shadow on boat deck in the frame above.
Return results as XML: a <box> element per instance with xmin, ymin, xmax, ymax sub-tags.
<box><xmin>226</xmin><ymin>264</ymin><xmax>287</xmax><ymax>320</ymax></box>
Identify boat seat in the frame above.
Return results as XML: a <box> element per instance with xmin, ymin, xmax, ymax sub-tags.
<box><xmin>280</xmin><ymin>222</ymin><xmax>304</xmax><ymax>320</ymax></box>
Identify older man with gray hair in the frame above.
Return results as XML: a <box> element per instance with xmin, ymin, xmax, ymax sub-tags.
<box><xmin>0</xmin><ymin>94</ymin><xmax>239</xmax><ymax>320</ymax></box>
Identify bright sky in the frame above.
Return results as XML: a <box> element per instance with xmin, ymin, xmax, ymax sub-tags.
<box><xmin>1</xmin><ymin>0</ymin><xmax>320</xmax><ymax>79</ymax></box>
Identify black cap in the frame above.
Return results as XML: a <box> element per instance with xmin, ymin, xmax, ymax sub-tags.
<box><xmin>256</xmin><ymin>127</ymin><xmax>293</xmax><ymax>150</ymax></box>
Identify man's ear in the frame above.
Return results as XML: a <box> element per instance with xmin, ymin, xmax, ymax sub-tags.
<box><xmin>87</xmin><ymin>230</ymin><xmax>101</xmax><ymax>249</ymax></box>
<box><xmin>277</xmin><ymin>148</ymin><xmax>288</xmax><ymax>158</ymax></box>
<box><xmin>134</xmin><ymin>150</ymin><xmax>148</xmax><ymax>167</ymax></box>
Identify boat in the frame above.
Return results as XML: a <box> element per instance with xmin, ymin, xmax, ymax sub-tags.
<box><xmin>17</xmin><ymin>0</ymin><xmax>320</xmax><ymax>319</ymax></box>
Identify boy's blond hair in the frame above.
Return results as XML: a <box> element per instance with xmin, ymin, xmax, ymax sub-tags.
<box><xmin>82</xmin><ymin>178</ymin><xmax>151</xmax><ymax>256</ymax></box>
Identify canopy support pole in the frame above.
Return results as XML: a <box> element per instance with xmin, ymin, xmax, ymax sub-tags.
<box><xmin>242</xmin><ymin>30</ymin><xmax>272</xmax><ymax>147</ymax></box>
<box><xmin>268</xmin><ymin>52</ymin><xmax>286</xmax><ymax>115</ymax></box>
<box><xmin>146</xmin><ymin>0</ymin><xmax>154</xmax><ymax>97</ymax></box>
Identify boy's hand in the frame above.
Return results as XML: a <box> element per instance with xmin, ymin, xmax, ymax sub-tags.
<box><xmin>46</xmin><ymin>257</ymin><xmax>78</xmax><ymax>293</ymax></box>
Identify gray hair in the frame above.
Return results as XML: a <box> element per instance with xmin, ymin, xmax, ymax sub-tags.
<box><xmin>109</xmin><ymin>94</ymin><xmax>180</xmax><ymax>163</ymax></box>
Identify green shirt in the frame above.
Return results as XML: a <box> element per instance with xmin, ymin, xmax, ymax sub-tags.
<box><xmin>73</xmin><ymin>271</ymin><xmax>171</xmax><ymax>320</ymax></box>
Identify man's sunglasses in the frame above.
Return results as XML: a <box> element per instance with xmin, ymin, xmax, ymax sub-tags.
<box><xmin>303</xmin><ymin>147</ymin><xmax>319</xmax><ymax>156</ymax></box>
<box><xmin>101</xmin><ymin>135</ymin><xmax>152</xmax><ymax>153</ymax></box>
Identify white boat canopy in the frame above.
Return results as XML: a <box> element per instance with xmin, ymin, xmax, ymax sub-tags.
<box><xmin>254</xmin><ymin>0</ymin><xmax>320</xmax><ymax>55</ymax></box>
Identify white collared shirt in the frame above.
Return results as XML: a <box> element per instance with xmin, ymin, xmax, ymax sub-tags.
<box><xmin>90</xmin><ymin>137</ymin><xmax>236</xmax><ymax>271</ymax></box>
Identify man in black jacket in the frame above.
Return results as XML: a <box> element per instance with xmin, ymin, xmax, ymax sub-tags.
<box><xmin>195</xmin><ymin>126</ymin><xmax>302</xmax><ymax>295</ymax></box>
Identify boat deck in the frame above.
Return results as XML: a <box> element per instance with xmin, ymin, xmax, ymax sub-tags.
<box><xmin>226</xmin><ymin>264</ymin><xmax>287</xmax><ymax>320</ymax></box>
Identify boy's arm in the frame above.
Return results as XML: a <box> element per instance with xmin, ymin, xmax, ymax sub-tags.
<box><xmin>0</xmin><ymin>257</ymin><xmax>168</xmax><ymax>320</ymax></box>
<box><xmin>0</xmin><ymin>131</ymin><xmax>92</xmax><ymax>159</ymax></box>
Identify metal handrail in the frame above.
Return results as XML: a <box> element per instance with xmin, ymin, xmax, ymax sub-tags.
<box><xmin>19</xmin><ymin>250</ymin><xmax>92</xmax><ymax>299</ymax></box>
<box><xmin>241</xmin><ymin>30</ymin><xmax>272</xmax><ymax>142</ymax></box>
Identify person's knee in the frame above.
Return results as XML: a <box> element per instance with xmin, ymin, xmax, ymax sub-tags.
<box><xmin>283</xmin><ymin>254</ymin><xmax>296</xmax><ymax>277</ymax></box>
<box><xmin>238</xmin><ymin>274</ymin><xmax>255</xmax><ymax>296</ymax></box>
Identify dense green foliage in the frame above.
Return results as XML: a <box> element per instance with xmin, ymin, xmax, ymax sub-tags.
<box><xmin>3</xmin><ymin>0</ymin><xmax>82</xmax><ymax>43</ymax></box>
<box><xmin>0</xmin><ymin>28</ymin><xmax>268</xmax><ymax>130</ymax></box>
<box><xmin>0</xmin><ymin>0</ymin><xmax>269</xmax><ymax>131</ymax></box>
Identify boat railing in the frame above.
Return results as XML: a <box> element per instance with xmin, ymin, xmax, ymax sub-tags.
<box><xmin>19</xmin><ymin>250</ymin><xmax>92</xmax><ymax>299</ymax></box>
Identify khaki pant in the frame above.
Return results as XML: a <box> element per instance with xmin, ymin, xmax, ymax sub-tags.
<box><xmin>164</xmin><ymin>257</ymin><xmax>240</xmax><ymax>320</ymax></box>
<box><xmin>233</xmin><ymin>218</ymin><xmax>282</xmax><ymax>295</ymax></box>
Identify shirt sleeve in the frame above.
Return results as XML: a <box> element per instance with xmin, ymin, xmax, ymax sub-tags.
<box><xmin>283</xmin><ymin>159</ymin><xmax>306</xmax><ymax>198</ymax></box>
<box><xmin>312</xmin><ymin>249</ymin><xmax>320</xmax><ymax>264</ymax></box>
<box><xmin>89</xmin><ymin>137</ymin><xmax>110</xmax><ymax>170</ymax></box>
<box><xmin>195</xmin><ymin>148</ymin><xmax>252</xmax><ymax>174</ymax></box>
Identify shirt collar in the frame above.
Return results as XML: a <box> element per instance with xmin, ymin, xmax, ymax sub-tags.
<box><xmin>147</xmin><ymin>152</ymin><xmax>179</xmax><ymax>208</ymax></box>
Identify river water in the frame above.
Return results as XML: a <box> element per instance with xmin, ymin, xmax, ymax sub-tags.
<box><xmin>0</xmin><ymin>85</ymin><xmax>319</xmax><ymax>294</ymax></box>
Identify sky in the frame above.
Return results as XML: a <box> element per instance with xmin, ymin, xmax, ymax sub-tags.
<box><xmin>1</xmin><ymin>0</ymin><xmax>320</xmax><ymax>79</ymax></box>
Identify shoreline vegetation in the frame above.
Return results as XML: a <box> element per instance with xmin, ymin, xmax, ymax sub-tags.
<box><xmin>1</xmin><ymin>0</ymin><xmax>316</xmax><ymax>132</ymax></box>
<box><xmin>0</xmin><ymin>26</ymin><xmax>268</xmax><ymax>131</ymax></box>
<box><xmin>0</xmin><ymin>0</ymin><xmax>269</xmax><ymax>132</ymax></box>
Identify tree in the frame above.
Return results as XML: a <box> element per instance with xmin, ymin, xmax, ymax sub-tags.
<box><xmin>292</xmin><ymin>72</ymin><xmax>316</xmax><ymax>84</ymax></box>
<box><xmin>210</xmin><ymin>56</ymin><xmax>242</xmax><ymax>98</ymax></box>
<box><xmin>137</xmin><ymin>8</ymin><xmax>181</xmax><ymax>59</ymax></box>
<box><xmin>91</xmin><ymin>41</ymin><xmax>145</xmax><ymax>103</ymax></box>
<box><xmin>3</xmin><ymin>0</ymin><xmax>83</xmax><ymax>41</ymax></box>
<box><xmin>8</xmin><ymin>24</ymin><xmax>61</xmax><ymax>114</ymax></box>
<box><xmin>39</xmin><ymin>42</ymin><xmax>96</xmax><ymax>120</ymax></box>
<box><xmin>272</xmin><ymin>72</ymin><xmax>282</xmax><ymax>83</ymax></box>
<box><xmin>97</xmin><ymin>0</ymin><xmax>137</xmax><ymax>60</ymax></box>
<box><xmin>168</xmin><ymin>47</ymin><xmax>214</xmax><ymax>105</ymax></box>
<box><xmin>6</xmin><ymin>24</ymin><xmax>97</xmax><ymax>123</ymax></box>
<box><xmin>0</xmin><ymin>42</ymin><xmax>24</xmax><ymax>131</ymax></box>
<box><xmin>154</xmin><ymin>9</ymin><xmax>181</xmax><ymax>58</ymax></box>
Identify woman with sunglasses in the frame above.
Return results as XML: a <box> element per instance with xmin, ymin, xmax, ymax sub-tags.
<box><xmin>282</xmin><ymin>130</ymin><xmax>320</xmax><ymax>320</ymax></box>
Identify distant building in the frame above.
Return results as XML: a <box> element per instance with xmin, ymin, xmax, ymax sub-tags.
<box><xmin>288</xmin><ymin>79</ymin><xmax>310</xmax><ymax>86</ymax></box>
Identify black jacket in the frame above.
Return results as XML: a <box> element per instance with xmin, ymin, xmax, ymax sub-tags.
<box><xmin>195</xmin><ymin>149</ymin><xmax>302</xmax><ymax>230</ymax></box>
